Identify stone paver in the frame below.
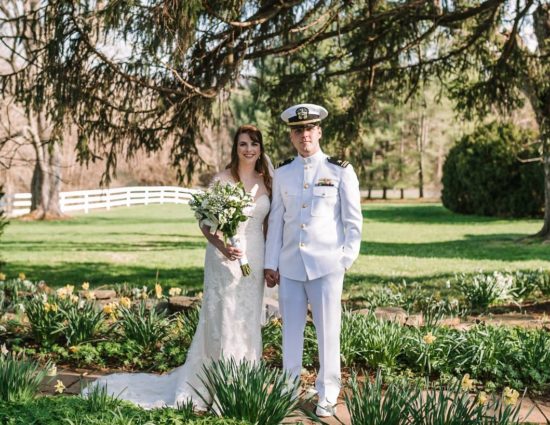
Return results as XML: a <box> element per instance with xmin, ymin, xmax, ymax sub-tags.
<box><xmin>41</xmin><ymin>371</ymin><xmax>550</xmax><ymax>424</ymax></box>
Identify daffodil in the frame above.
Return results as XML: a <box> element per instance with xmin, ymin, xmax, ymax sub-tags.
<box><xmin>50</xmin><ymin>303</ymin><xmax>58</xmax><ymax>313</ymax></box>
<box><xmin>155</xmin><ymin>283</ymin><xmax>163</xmax><ymax>299</ymax></box>
<box><xmin>502</xmin><ymin>387</ymin><xmax>519</xmax><ymax>406</ymax></box>
<box><xmin>461</xmin><ymin>374</ymin><xmax>475</xmax><ymax>391</ymax></box>
<box><xmin>56</xmin><ymin>288</ymin><xmax>67</xmax><ymax>300</ymax></box>
<box><xmin>85</xmin><ymin>291</ymin><xmax>96</xmax><ymax>300</ymax></box>
<box><xmin>141</xmin><ymin>290</ymin><xmax>148</xmax><ymax>300</ymax></box>
<box><xmin>54</xmin><ymin>380</ymin><xmax>66</xmax><ymax>393</ymax></box>
<box><xmin>119</xmin><ymin>297</ymin><xmax>131</xmax><ymax>308</ymax></box>
<box><xmin>422</xmin><ymin>332</ymin><xmax>436</xmax><ymax>345</ymax></box>
<box><xmin>69</xmin><ymin>346</ymin><xmax>79</xmax><ymax>354</ymax></box>
<box><xmin>477</xmin><ymin>391</ymin><xmax>488</xmax><ymax>405</ymax></box>
<box><xmin>18</xmin><ymin>272</ymin><xmax>26</xmax><ymax>281</ymax></box>
<box><xmin>70</xmin><ymin>294</ymin><xmax>79</xmax><ymax>304</ymax></box>
<box><xmin>168</xmin><ymin>287</ymin><xmax>182</xmax><ymax>297</ymax></box>
<box><xmin>0</xmin><ymin>273</ymin><xmax>6</xmax><ymax>281</ymax></box>
<box><xmin>1</xmin><ymin>344</ymin><xmax>8</xmax><ymax>356</ymax></box>
<box><xmin>82</xmin><ymin>282</ymin><xmax>90</xmax><ymax>290</ymax></box>
<box><xmin>47</xmin><ymin>365</ymin><xmax>58</xmax><ymax>377</ymax></box>
<box><xmin>65</xmin><ymin>284</ymin><xmax>74</xmax><ymax>295</ymax></box>
<box><xmin>103</xmin><ymin>303</ymin><xmax>115</xmax><ymax>315</ymax></box>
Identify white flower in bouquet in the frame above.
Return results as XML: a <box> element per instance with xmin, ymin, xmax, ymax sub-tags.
<box><xmin>189</xmin><ymin>181</ymin><xmax>254</xmax><ymax>276</ymax></box>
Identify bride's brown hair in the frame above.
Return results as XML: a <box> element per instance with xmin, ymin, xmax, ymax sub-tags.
<box><xmin>226</xmin><ymin>124</ymin><xmax>272</xmax><ymax>196</ymax></box>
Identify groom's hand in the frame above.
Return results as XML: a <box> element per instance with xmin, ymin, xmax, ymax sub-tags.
<box><xmin>264</xmin><ymin>269</ymin><xmax>280</xmax><ymax>288</ymax></box>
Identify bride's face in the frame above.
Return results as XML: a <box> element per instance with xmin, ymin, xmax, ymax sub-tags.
<box><xmin>237</xmin><ymin>132</ymin><xmax>261</xmax><ymax>166</ymax></box>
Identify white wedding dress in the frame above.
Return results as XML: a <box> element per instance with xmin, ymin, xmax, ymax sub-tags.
<box><xmin>86</xmin><ymin>195</ymin><xmax>270</xmax><ymax>409</ymax></box>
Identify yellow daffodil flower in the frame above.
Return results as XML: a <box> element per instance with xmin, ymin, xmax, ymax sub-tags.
<box><xmin>168</xmin><ymin>287</ymin><xmax>182</xmax><ymax>297</ymax></box>
<box><xmin>54</xmin><ymin>380</ymin><xmax>66</xmax><ymax>393</ymax></box>
<box><xmin>155</xmin><ymin>283</ymin><xmax>163</xmax><ymax>299</ymax></box>
<box><xmin>461</xmin><ymin>374</ymin><xmax>475</xmax><ymax>391</ymax></box>
<box><xmin>422</xmin><ymin>332</ymin><xmax>436</xmax><ymax>345</ymax></box>
<box><xmin>477</xmin><ymin>391</ymin><xmax>488</xmax><ymax>405</ymax></box>
<box><xmin>503</xmin><ymin>387</ymin><xmax>519</xmax><ymax>406</ymax></box>
<box><xmin>119</xmin><ymin>297</ymin><xmax>131</xmax><ymax>308</ymax></box>
<box><xmin>47</xmin><ymin>365</ymin><xmax>58</xmax><ymax>377</ymax></box>
<box><xmin>82</xmin><ymin>282</ymin><xmax>90</xmax><ymax>290</ymax></box>
<box><xmin>18</xmin><ymin>272</ymin><xmax>26</xmax><ymax>281</ymax></box>
<box><xmin>0</xmin><ymin>273</ymin><xmax>6</xmax><ymax>281</ymax></box>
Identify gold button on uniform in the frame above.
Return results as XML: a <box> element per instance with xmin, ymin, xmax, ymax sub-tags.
<box><xmin>300</xmin><ymin>243</ymin><xmax>305</xmax><ymax>247</ymax></box>
<box><xmin>303</xmin><ymin>183</ymin><xmax>309</xmax><ymax>189</ymax></box>
<box><xmin>300</xmin><ymin>223</ymin><xmax>306</xmax><ymax>229</ymax></box>
<box><xmin>302</xmin><ymin>203</ymin><xmax>307</xmax><ymax>208</ymax></box>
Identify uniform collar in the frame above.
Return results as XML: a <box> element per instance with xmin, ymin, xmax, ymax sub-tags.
<box><xmin>298</xmin><ymin>149</ymin><xmax>325</xmax><ymax>165</ymax></box>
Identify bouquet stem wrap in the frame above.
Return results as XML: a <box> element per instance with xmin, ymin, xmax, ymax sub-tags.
<box><xmin>229</xmin><ymin>236</ymin><xmax>251</xmax><ymax>276</ymax></box>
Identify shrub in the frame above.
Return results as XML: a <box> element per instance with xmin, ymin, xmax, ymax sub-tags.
<box><xmin>61</xmin><ymin>300</ymin><xmax>105</xmax><ymax>346</ymax></box>
<box><xmin>116</xmin><ymin>301</ymin><xmax>170</xmax><ymax>351</ymax></box>
<box><xmin>442</xmin><ymin>122</ymin><xmax>543</xmax><ymax>217</ymax></box>
<box><xmin>197</xmin><ymin>357</ymin><xmax>301</xmax><ymax>425</ymax></box>
<box><xmin>341</xmin><ymin>310</ymin><xmax>404</xmax><ymax>370</ymax></box>
<box><xmin>25</xmin><ymin>297</ymin><xmax>64</xmax><ymax>347</ymax></box>
<box><xmin>345</xmin><ymin>372</ymin><xmax>522</xmax><ymax>425</ymax></box>
<box><xmin>457</xmin><ymin>272</ymin><xmax>514</xmax><ymax>312</ymax></box>
<box><xmin>0</xmin><ymin>351</ymin><xmax>51</xmax><ymax>402</ymax></box>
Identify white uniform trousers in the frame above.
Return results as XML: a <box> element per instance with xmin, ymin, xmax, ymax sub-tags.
<box><xmin>279</xmin><ymin>270</ymin><xmax>344</xmax><ymax>404</ymax></box>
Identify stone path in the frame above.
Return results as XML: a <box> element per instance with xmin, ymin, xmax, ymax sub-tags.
<box><xmin>41</xmin><ymin>369</ymin><xmax>550</xmax><ymax>424</ymax></box>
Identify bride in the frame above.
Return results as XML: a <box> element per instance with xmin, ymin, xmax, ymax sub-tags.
<box><xmin>87</xmin><ymin>125</ymin><xmax>272</xmax><ymax>409</ymax></box>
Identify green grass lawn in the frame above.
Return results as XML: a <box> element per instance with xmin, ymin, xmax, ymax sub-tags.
<box><xmin>1</xmin><ymin>203</ymin><xmax>548</xmax><ymax>293</ymax></box>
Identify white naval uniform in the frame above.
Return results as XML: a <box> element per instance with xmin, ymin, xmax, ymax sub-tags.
<box><xmin>265</xmin><ymin>149</ymin><xmax>363</xmax><ymax>404</ymax></box>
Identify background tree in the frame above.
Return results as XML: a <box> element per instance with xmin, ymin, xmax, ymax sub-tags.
<box><xmin>0</xmin><ymin>0</ymin><xmax>63</xmax><ymax>219</ymax></box>
<box><xmin>0</xmin><ymin>0</ymin><xmax>547</xmax><ymax>236</ymax></box>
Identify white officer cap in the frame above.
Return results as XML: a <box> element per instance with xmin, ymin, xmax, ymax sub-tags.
<box><xmin>280</xmin><ymin>104</ymin><xmax>328</xmax><ymax>127</ymax></box>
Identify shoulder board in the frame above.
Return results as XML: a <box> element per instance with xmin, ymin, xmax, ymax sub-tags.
<box><xmin>327</xmin><ymin>157</ymin><xmax>350</xmax><ymax>168</ymax></box>
<box><xmin>277</xmin><ymin>158</ymin><xmax>294</xmax><ymax>168</ymax></box>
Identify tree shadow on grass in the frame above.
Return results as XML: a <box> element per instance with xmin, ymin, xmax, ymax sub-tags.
<box><xmin>1</xmin><ymin>262</ymin><xmax>205</xmax><ymax>290</ymax></box>
<box><xmin>362</xmin><ymin>204</ymin><xmax>540</xmax><ymax>225</ymax></box>
<box><xmin>1</xmin><ymin>239</ymin><xmax>207</xmax><ymax>252</ymax></box>
<box><xmin>361</xmin><ymin>233</ymin><xmax>549</xmax><ymax>261</ymax></box>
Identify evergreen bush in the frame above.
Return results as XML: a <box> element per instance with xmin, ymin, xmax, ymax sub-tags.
<box><xmin>442</xmin><ymin>122</ymin><xmax>544</xmax><ymax>217</ymax></box>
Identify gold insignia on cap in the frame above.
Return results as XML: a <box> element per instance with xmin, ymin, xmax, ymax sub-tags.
<box><xmin>296</xmin><ymin>107</ymin><xmax>309</xmax><ymax>121</ymax></box>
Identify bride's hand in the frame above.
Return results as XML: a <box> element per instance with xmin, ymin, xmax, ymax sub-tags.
<box><xmin>221</xmin><ymin>244</ymin><xmax>243</xmax><ymax>261</ymax></box>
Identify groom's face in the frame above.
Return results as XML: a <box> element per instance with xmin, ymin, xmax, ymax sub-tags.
<box><xmin>289</xmin><ymin>124</ymin><xmax>322</xmax><ymax>158</ymax></box>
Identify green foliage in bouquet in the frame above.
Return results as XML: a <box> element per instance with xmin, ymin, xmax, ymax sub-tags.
<box><xmin>189</xmin><ymin>181</ymin><xmax>253</xmax><ymax>238</ymax></box>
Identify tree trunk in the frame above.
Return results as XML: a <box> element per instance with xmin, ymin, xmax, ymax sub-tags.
<box><xmin>536</xmin><ymin>129</ymin><xmax>550</xmax><ymax>240</ymax></box>
<box><xmin>26</xmin><ymin>112</ymin><xmax>64</xmax><ymax>220</ymax></box>
<box><xmin>416</xmin><ymin>111</ymin><xmax>425</xmax><ymax>198</ymax></box>
<box><xmin>531</xmin><ymin>3</ymin><xmax>550</xmax><ymax>239</ymax></box>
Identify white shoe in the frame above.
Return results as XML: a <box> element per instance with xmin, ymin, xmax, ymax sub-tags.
<box><xmin>316</xmin><ymin>402</ymin><xmax>337</xmax><ymax>417</ymax></box>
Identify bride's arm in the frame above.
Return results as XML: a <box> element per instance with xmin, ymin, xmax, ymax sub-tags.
<box><xmin>200</xmin><ymin>225</ymin><xmax>242</xmax><ymax>260</ymax></box>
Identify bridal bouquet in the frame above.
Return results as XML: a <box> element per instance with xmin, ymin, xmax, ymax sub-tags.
<box><xmin>189</xmin><ymin>181</ymin><xmax>254</xmax><ymax>276</ymax></box>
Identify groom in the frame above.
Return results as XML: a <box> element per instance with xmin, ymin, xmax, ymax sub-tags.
<box><xmin>264</xmin><ymin>103</ymin><xmax>363</xmax><ymax>417</ymax></box>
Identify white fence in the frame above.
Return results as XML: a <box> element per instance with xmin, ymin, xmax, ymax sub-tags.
<box><xmin>1</xmin><ymin>186</ymin><xmax>200</xmax><ymax>218</ymax></box>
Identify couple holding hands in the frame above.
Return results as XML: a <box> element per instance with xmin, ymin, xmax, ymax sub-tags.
<box><xmin>91</xmin><ymin>103</ymin><xmax>363</xmax><ymax>418</ymax></box>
